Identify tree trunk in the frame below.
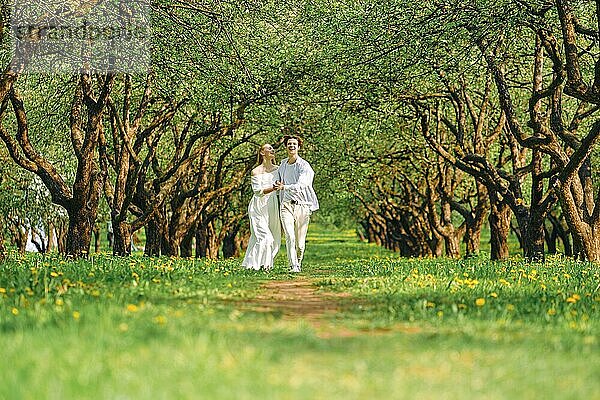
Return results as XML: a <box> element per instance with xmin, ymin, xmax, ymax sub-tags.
<box><xmin>144</xmin><ymin>216</ymin><xmax>162</xmax><ymax>256</ymax></box>
<box><xmin>545</xmin><ymin>225</ymin><xmax>557</xmax><ymax>254</ymax></box>
<box><xmin>580</xmin><ymin>229</ymin><xmax>600</xmax><ymax>261</ymax></box>
<box><xmin>17</xmin><ymin>230</ymin><xmax>26</xmax><ymax>254</ymax></box>
<box><xmin>430</xmin><ymin>235</ymin><xmax>444</xmax><ymax>257</ymax></box>
<box><xmin>523</xmin><ymin>149</ymin><xmax>548</xmax><ymax>262</ymax></box>
<box><xmin>163</xmin><ymin>236</ymin><xmax>179</xmax><ymax>257</ymax></box>
<box><xmin>558</xmin><ymin>179</ymin><xmax>600</xmax><ymax>261</ymax></box>
<box><xmin>207</xmin><ymin>221</ymin><xmax>219</xmax><ymax>259</ymax></box>
<box><xmin>180</xmin><ymin>226</ymin><xmax>195</xmax><ymax>258</ymax></box>
<box><xmin>56</xmin><ymin>220</ymin><xmax>68</xmax><ymax>254</ymax></box>
<box><xmin>195</xmin><ymin>223</ymin><xmax>208</xmax><ymax>258</ymax></box>
<box><xmin>47</xmin><ymin>222</ymin><xmax>56</xmax><ymax>252</ymax></box>
<box><xmin>548</xmin><ymin>212</ymin><xmax>572</xmax><ymax>256</ymax></box>
<box><xmin>112</xmin><ymin>219</ymin><xmax>132</xmax><ymax>256</ymax></box>
<box><xmin>65</xmin><ymin>206</ymin><xmax>95</xmax><ymax>257</ymax></box>
<box><xmin>572</xmin><ymin>234</ymin><xmax>585</xmax><ymax>260</ymax></box>
<box><xmin>463</xmin><ymin>185</ymin><xmax>488</xmax><ymax>258</ymax></box>
<box><xmin>489</xmin><ymin>202</ymin><xmax>510</xmax><ymax>260</ymax></box>
<box><xmin>516</xmin><ymin>211</ymin><xmax>546</xmax><ymax>262</ymax></box>
<box><xmin>527</xmin><ymin>220</ymin><xmax>547</xmax><ymax>261</ymax></box>
<box><xmin>164</xmin><ymin>206</ymin><xmax>192</xmax><ymax>257</ymax></box>
<box><xmin>222</xmin><ymin>223</ymin><xmax>245</xmax><ymax>258</ymax></box>
<box><xmin>93</xmin><ymin>224</ymin><xmax>101</xmax><ymax>253</ymax></box>
<box><xmin>464</xmin><ymin>223</ymin><xmax>482</xmax><ymax>258</ymax></box>
<box><xmin>8</xmin><ymin>220</ymin><xmax>28</xmax><ymax>255</ymax></box>
<box><xmin>196</xmin><ymin>219</ymin><xmax>218</xmax><ymax>259</ymax></box>
<box><xmin>443</xmin><ymin>235</ymin><xmax>461</xmax><ymax>258</ymax></box>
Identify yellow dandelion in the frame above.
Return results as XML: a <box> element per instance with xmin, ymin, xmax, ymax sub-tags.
<box><xmin>55</xmin><ymin>298</ymin><xmax>64</xmax><ymax>306</ymax></box>
<box><xmin>73</xmin><ymin>311</ymin><xmax>81</xmax><ymax>320</ymax></box>
<box><xmin>0</xmin><ymin>288</ymin><xmax>6</xmax><ymax>294</ymax></box>
<box><xmin>126</xmin><ymin>304</ymin><xmax>139</xmax><ymax>312</ymax></box>
<box><xmin>490</xmin><ymin>292</ymin><xmax>498</xmax><ymax>298</ymax></box>
<box><xmin>506</xmin><ymin>304</ymin><xmax>515</xmax><ymax>311</ymax></box>
<box><xmin>566</xmin><ymin>297</ymin><xmax>577</xmax><ymax>303</ymax></box>
<box><xmin>466</xmin><ymin>279</ymin><xmax>479</xmax><ymax>288</ymax></box>
<box><xmin>153</xmin><ymin>315</ymin><xmax>167</xmax><ymax>325</ymax></box>
<box><xmin>572</xmin><ymin>294</ymin><xmax>581</xmax><ymax>301</ymax></box>
<box><xmin>475</xmin><ymin>298</ymin><xmax>486</xmax><ymax>307</ymax></box>
<box><xmin>50</xmin><ymin>272</ymin><xmax>59</xmax><ymax>278</ymax></box>
<box><xmin>547</xmin><ymin>308</ymin><xmax>556</xmax><ymax>316</ymax></box>
<box><xmin>437</xmin><ymin>311</ymin><xmax>444</xmax><ymax>318</ymax></box>
<box><xmin>11</xmin><ymin>308</ymin><xmax>19</xmax><ymax>316</ymax></box>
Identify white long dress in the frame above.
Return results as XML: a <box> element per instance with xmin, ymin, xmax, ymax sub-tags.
<box><xmin>242</xmin><ymin>171</ymin><xmax>281</xmax><ymax>270</ymax></box>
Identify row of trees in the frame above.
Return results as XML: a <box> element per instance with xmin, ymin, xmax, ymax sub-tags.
<box><xmin>310</xmin><ymin>0</ymin><xmax>600</xmax><ymax>262</ymax></box>
<box><xmin>0</xmin><ymin>1</ymin><xmax>307</xmax><ymax>258</ymax></box>
<box><xmin>1</xmin><ymin>0</ymin><xmax>600</xmax><ymax>263</ymax></box>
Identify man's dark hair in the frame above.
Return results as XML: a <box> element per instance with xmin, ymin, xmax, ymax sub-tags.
<box><xmin>283</xmin><ymin>135</ymin><xmax>303</xmax><ymax>147</ymax></box>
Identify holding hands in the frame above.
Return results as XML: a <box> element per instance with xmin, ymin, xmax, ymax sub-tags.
<box><xmin>273</xmin><ymin>180</ymin><xmax>284</xmax><ymax>191</ymax></box>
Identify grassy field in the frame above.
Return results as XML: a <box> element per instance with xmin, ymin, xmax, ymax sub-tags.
<box><xmin>0</xmin><ymin>225</ymin><xmax>598</xmax><ymax>399</ymax></box>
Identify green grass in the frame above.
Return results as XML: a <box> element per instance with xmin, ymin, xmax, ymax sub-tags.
<box><xmin>0</xmin><ymin>225</ymin><xmax>598</xmax><ymax>399</ymax></box>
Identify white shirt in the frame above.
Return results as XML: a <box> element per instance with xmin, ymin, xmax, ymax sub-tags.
<box><xmin>278</xmin><ymin>156</ymin><xmax>319</xmax><ymax>212</ymax></box>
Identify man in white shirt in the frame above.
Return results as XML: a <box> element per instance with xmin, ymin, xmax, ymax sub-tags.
<box><xmin>275</xmin><ymin>136</ymin><xmax>319</xmax><ymax>272</ymax></box>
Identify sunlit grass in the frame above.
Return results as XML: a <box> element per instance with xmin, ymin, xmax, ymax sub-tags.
<box><xmin>0</xmin><ymin>225</ymin><xmax>598</xmax><ymax>399</ymax></box>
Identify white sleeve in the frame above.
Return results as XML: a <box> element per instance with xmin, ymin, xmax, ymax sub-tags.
<box><xmin>284</xmin><ymin>163</ymin><xmax>314</xmax><ymax>192</ymax></box>
<box><xmin>251</xmin><ymin>176</ymin><xmax>265</xmax><ymax>196</ymax></box>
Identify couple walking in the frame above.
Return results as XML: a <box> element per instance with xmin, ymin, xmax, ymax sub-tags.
<box><xmin>242</xmin><ymin>136</ymin><xmax>319</xmax><ymax>272</ymax></box>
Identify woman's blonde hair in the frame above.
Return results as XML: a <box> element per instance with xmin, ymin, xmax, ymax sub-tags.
<box><xmin>256</xmin><ymin>143</ymin><xmax>271</xmax><ymax>166</ymax></box>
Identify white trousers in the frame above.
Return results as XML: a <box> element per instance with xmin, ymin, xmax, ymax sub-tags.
<box><xmin>280</xmin><ymin>202</ymin><xmax>311</xmax><ymax>270</ymax></box>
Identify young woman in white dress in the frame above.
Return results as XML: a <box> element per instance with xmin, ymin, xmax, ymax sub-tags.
<box><xmin>242</xmin><ymin>144</ymin><xmax>283</xmax><ymax>271</ymax></box>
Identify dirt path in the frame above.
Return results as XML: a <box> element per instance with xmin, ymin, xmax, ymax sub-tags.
<box><xmin>243</xmin><ymin>279</ymin><xmax>364</xmax><ymax>338</ymax></box>
<box><xmin>240</xmin><ymin>278</ymin><xmax>421</xmax><ymax>338</ymax></box>
<box><xmin>249</xmin><ymin>279</ymin><xmax>350</xmax><ymax>317</ymax></box>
